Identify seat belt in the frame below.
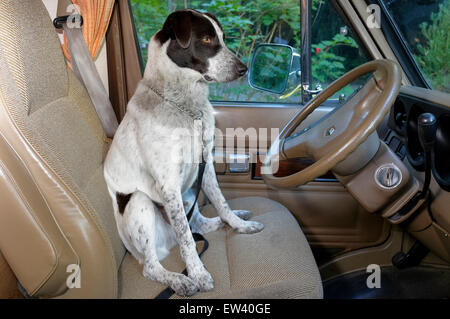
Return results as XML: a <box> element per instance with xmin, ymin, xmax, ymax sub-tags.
<box><xmin>54</xmin><ymin>0</ymin><xmax>118</xmax><ymax>138</ymax></box>
<box><xmin>186</xmin><ymin>159</ymin><xmax>207</xmax><ymax>221</ymax></box>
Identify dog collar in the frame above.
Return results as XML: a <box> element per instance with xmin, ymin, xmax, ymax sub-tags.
<box><xmin>147</xmin><ymin>84</ymin><xmax>204</xmax><ymax>121</ymax></box>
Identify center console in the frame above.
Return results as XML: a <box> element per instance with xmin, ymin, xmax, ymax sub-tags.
<box><xmin>332</xmin><ymin>88</ymin><xmax>450</xmax><ymax>263</ymax></box>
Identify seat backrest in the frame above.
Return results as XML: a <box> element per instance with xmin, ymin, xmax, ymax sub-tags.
<box><xmin>0</xmin><ymin>0</ymin><xmax>125</xmax><ymax>298</ymax></box>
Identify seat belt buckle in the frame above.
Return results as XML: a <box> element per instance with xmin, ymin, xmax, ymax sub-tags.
<box><xmin>53</xmin><ymin>14</ymin><xmax>83</xmax><ymax>29</ymax></box>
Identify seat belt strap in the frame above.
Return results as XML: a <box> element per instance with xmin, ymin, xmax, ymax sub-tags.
<box><xmin>62</xmin><ymin>23</ymin><xmax>118</xmax><ymax>138</ymax></box>
<box><xmin>54</xmin><ymin>1</ymin><xmax>118</xmax><ymax>138</ymax></box>
<box><xmin>186</xmin><ymin>159</ymin><xmax>207</xmax><ymax>222</ymax></box>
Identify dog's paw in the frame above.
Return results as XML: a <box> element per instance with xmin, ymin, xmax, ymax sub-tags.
<box><xmin>235</xmin><ymin>220</ymin><xmax>264</xmax><ymax>234</ymax></box>
<box><xmin>190</xmin><ymin>268</ymin><xmax>214</xmax><ymax>292</ymax></box>
<box><xmin>233</xmin><ymin>210</ymin><xmax>252</xmax><ymax>220</ymax></box>
<box><xmin>169</xmin><ymin>274</ymin><xmax>199</xmax><ymax>297</ymax></box>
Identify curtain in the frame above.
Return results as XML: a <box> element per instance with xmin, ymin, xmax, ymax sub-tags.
<box><xmin>61</xmin><ymin>0</ymin><xmax>115</xmax><ymax>68</ymax></box>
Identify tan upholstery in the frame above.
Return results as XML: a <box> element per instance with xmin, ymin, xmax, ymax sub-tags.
<box><xmin>119</xmin><ymin>197</ymin><xmax>323</xmax><ymax>299</ymax></box>
<box><xmin>0</xmin><ymin>0</ymin><xmax>123</xmax><ymax>298</ymax></box>
<box><xmin>0</xmin><ymin>0</ymin><xmax>322</xmax><ymax>299</ymax></box>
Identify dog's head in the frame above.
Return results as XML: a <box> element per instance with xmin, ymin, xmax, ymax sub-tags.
<box><xmin>154</xmin><ymin>9</ymin><xmax>247</xmax><ymax>83</ymax></box>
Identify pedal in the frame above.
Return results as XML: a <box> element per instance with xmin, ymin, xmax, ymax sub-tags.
<box><xmin>392</xmin><ymin>241</ymin><xmax>429</xmax><ymax>269</ymax></box>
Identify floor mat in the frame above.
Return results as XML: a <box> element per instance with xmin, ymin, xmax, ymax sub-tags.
<box><xmin>323</xmin><ymin>266</ymin><xmax>450</xmax><ymax>299</ymax></box>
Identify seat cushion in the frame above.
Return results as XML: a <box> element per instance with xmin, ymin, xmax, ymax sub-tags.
<box><xmin>118</xmin><ymin>197</ymin><xmax>323</xmax><ymax>299</ymax></box>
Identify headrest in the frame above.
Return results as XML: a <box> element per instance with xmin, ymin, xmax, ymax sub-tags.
<box><xmin>0</xmin><ymin>0</ymin><xmax>68</xmax><ymax>115</ymax></box>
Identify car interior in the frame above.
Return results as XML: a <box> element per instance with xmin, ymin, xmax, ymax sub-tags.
<box><xmin>0</xmin><ymin>0</ymin><xmax>449</xmax><ymax>299</ymax></box>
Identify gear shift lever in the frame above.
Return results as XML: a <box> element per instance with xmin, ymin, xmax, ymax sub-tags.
<box><xmin>418</xmin><ymin>113</ymin><xmax>437</xmax><ymax>153</ymax></box>
<box><xmin>417</xmin><ymin>113</ymin><xmax>437</xmax><ymax>196</ymax></box>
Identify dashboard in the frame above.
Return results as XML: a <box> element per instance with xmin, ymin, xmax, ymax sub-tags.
<box><xmin>387</xmin><ymin>92</ymin><xmax>450</xmax><ymax>192</ymax></box>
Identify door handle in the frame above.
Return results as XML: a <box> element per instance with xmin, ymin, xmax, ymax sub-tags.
<box><xmin>229</xmin><ymin>154</ymin><xmax>250</xmax><ymax>173</ymax></box>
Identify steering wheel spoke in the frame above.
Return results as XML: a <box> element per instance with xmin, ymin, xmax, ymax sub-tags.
<box><xmin>283</xmin><ymin>129</ymin><xmax>312</xmax><ymax>159</ymax></box>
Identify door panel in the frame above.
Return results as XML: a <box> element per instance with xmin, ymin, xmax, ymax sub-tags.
<box><xmin>212</xmin><ymin>103</ymin><xmax>390</xmax><ymax>262</ymax></box>
<box><xmin>213</xmin><ymin>103</ymin><xmax>335</xmax><ymax>146</ymax></box>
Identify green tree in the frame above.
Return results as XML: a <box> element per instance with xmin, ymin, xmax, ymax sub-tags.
<box><xmin>415</xmin><ymin>0</ymin><xmax>450</xmax><ymax>93</ymax></box>
<box><xmin>130</xmin><ymin>0</ymin><xmax>170</xmax><ymax>60</ymax></box>
<box><xmin>130</xmin><ymin>0</ymin><xmax>366</xmax><ymax>102</ymax></box>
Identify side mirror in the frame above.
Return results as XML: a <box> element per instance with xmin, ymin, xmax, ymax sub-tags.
<box><xmin>249</xmin><ymin>44</ymin><xmax>297</xmax><ymax>94</ymax></box>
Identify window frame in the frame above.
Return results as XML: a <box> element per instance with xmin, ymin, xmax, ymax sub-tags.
<box><xmin>107</xmin><ymin>0</ymin><xmax>143</xmax><ymax>122</ymax></box>
<box><xmin>366</xmin><ymin>0</ymin><xmax>431</xmax><ymax>89</ymax></box>
<box><xmin>128</xmin><ymin>0</ymin><xmax>374</xmax><ymax>108</ymax></box>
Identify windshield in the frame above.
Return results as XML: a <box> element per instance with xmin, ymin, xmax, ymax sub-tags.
<box><xmin>383</xmin><ymin>0</ymin><xmax>449</xmax><ymax>93</ymax></box>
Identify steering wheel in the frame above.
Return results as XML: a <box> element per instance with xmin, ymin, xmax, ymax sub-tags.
<box><xmin>262</xmin><ymin>59</ymin><xmax>401</xmax><ymax>188</ymax></box>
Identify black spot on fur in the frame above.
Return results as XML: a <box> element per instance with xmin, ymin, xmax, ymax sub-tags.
<box><xmin>155</xmin><ymin>10</ymin><xmax>222</xmax><ymax>74</ymax></box>
<box><xmin>116</xmin><ymin>192</ymin><xmax>132</xmax><ymax>215</ymax></box>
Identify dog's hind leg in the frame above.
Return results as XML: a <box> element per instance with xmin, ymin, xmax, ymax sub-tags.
<box><xmin>190</xmin><ymin>213</ymin><xmax>223</xmax><ymax>235</ymax></box>
<box><xmin>184</xmin><ymin>189</ymin><xmax>251</xmax><ymax>235</ymax></box>
<box><xmin>183</xmin><ymin>189</ymin><xmax>222</xmax><ymax>234</ymax></box>
<box><xmin>201</xmin><ymin>160</ymin><xmax>264</xmax><ymax>234</ymax></box>
<box><xmin>122</xmin><ymin>191</ymin><xmax>199</xmax><ymax>296</ymax></box>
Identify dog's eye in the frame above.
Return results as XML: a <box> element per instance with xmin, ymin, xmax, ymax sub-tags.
<box><xmin>202</xmin><ymin>36</ymin><xmax>211</xmax><ymax>44</ymax></box>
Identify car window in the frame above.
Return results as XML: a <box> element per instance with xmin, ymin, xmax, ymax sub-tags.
<box><xmin>130</xmin><ymin>0</ymin><xmax>370</xmax><ymax>104</ymax></box>
<box><xmin>310</xmin><ymin>1</ymin><xmax>371</xmax><ymax>102</ymax></box>
<box><xmin>383</xmin><ymin>0</ymin><xmax>449</xmax><ymax>93</ymax></box>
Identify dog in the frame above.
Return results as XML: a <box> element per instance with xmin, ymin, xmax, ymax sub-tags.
<box><xmin>103</xmin><ymin>9</ymin><xmax>264</xmax><ymax>297</ymax></box>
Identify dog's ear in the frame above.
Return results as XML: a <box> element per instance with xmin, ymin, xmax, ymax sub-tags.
<box><xmin>163</xmin><ymin>10</ymin><xmax>192</xmax><ymax>49</ymax></box>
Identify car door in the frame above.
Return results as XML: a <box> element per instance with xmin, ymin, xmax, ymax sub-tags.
<box><xmin>127</xmin><ymin>0</ymin><xmax>392</xmax><ymax>264</ymax></box>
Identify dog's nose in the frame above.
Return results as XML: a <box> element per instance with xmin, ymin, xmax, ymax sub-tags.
<box><xmin>237</xmin><ymin>63</ymin><xmax>248</xmax><ymax>76</ymax></box>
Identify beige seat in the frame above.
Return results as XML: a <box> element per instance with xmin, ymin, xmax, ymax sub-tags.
<box><xmin>120</xmin><ymin>197</ymin><xmax>322</xmax><ymax>298</ymax></box>
<box><xmin>0</xmin><ymin>0</ymin><xmax>322</xmax><ymax>299</ymax></box>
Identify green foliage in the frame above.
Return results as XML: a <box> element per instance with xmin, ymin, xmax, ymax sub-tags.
<box><xmin>312</xmin><ymin>34</ymin><xmax>358</xmax><ymax>84</ymax></box>
<box><xmin>250</xmin><ymin>45</ymin><xmax>292</xmax><ymax>93</ymax></box>
<box><xmin>193</xmin><ymin>0</ymin><xmax>301</xmax><ymax>102</ymax></box>
<box><xmin>415</xmin><ymin>0</ymin><xmax>450</xmax><ymax>93</ymax></box>
<box><xmin>130</xmin><ymin>0</ymin><xmax>367</xmax><ymax>102</ymax></box>
<box><xmin>130</xmin><ymin>0</ymin><xmax>169</xmax><ymax>60</ymax></box>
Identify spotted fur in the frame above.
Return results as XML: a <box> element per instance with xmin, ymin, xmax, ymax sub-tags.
<box><xmin>103</xmin><ymin>11</ymin><xmax>263</xmax><ymax>297</ymax></box>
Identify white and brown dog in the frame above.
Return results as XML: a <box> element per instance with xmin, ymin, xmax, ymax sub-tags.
<box><xmin>103</xmin><ymin>9</ymin><xmax>264</xmax><ymax>297</ymax></box>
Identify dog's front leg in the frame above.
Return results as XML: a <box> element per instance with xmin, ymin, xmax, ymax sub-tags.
<box><xmin>162</xmin><ymin>189</ymin><xmax>214</xmax><ymax>292</ymax></box>
<box><xmin>201</xmin><ymin>160</ymin><xmax>264</xmax><ymax>234</ymax></box>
